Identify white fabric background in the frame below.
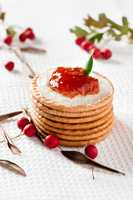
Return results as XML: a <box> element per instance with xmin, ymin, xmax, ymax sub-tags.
<box><xmin>0</xmin><ymin>0</ymin><xmax>133</xmax><ymax>199</ymax></box>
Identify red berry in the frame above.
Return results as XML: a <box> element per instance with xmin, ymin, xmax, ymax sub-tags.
<box><xmin>23</xmin><ymin>27</ymin><xmax>35</xmax><ymax>40</ymax></box>
<box><xmin>4</xmin><ymin>35</ymin><xmax>13</xmax><ymax>45</ymax></box>
<box><xmin>93</xmin><ymin>48</ymin><xmax>101</xmax><ymax>59</ymax></box>
<box><xmin>17</xmin><ymin>117</ymin><xmax>30</xmax><ymax>130</ymax></box>
<box><xmin>75</xmin><ymin>37</ymin><xmax>85</xmax><ymax>46</ymax></box>
<box><xmin>44</xmin><ymin>135</ymin><xmax>60</xmax><ymax>149</ymax></box>
<box><xmin>23</xmin><ymin>123</ymin><xmax>36</xmax><ymax>137</ymax></box>
<box><xmin>25</xmin><ymin>27</ymin><xmax>33</xmax><ymax>32</ymax></box>
<box><xmin>19</xmin><ymin>27</ymin><xmax>35</xmax><ymax>42</ymax></box>
<box><xmin>101</xmin><ymin>49</ymin><xmax>112</xmax><ymax>59</ymax></box>
<box><xmin>85</xmin><ymin>145</ymin><xmax>98</xmax><ymax>159</ymax></box>
<box><xmin>82</xmin><ymin>41</ymin><xmax>95</xmax><ymax>52</ymax></box>
<box><xmin>5</xmin><ymin>61</ymin><xmax>15</xmax><ymax>71</ymax></box>
<box><xmin>19</xmin><ymin>33</ymin><xmax>27</xmax><ymax>42</ymax></box>
<box><xmin>27</xmin><ymin>31</ymin><xmax>35</xmax><ymax>40</ymax></box>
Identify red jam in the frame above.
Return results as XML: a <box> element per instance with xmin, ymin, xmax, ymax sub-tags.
<box><xmin>49</xmin><ymin>67</ymin><xmax>99</xmax><ymax>98</ymax></box>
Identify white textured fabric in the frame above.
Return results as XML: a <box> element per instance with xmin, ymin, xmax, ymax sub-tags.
<box><xmin>0</xmin><ymin>0</ymin><xmax>133</xmax><ymax>199</ymax></box>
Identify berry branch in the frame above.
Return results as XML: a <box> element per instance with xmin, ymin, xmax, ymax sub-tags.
<box><xmin>70</xmin><ymin>13</ymin><xmax>133</xmax><ymax>60</ymax></box>
<box><xmin>11</xmin><ymin>47</ymin><xmax>36</xmax><ymax>78</ymax></box>
<box><xmin>0</xmin><ymin>10</ymin><xmax>46</xmax><ymax>76</ymax></box>
<box><xmin>84</xmin><ymin>14</ymin><xmax>133</xmax><ymax>40</ymax></box>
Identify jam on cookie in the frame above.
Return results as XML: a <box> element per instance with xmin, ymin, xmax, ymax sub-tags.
<box><xmin>49</xmin><ymin>67</ymin><xmax>99</xmax><ymax>98</ymax></box>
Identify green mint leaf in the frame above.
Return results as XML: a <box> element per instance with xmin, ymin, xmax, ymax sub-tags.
<box><xmin>84</xmin><ymin>56</ymin><xmax>93</xmax><ymax>75</ymax></box>
<box><xmin>70</xmin><ymin>26</ymin><xmax>88</xmax><ymax>37</ymax></box>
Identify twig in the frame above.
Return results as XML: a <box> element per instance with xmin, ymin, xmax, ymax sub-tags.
<box><xmin>10</xmin><ymin>47</ymin><xmax>36</xmax><ymax>78</ymax></box>
<box><xmin>20</xmin><ymin>47</ymin><xmax>46</xmax><ymax>54</ymax></box>
<box><xmin>91</xmin><ymin>167</ymin><xmax>95</xmax><ymax>180</ymax></box>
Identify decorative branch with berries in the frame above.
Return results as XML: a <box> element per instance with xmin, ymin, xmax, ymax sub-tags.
<box><xmin>70</xmin><ymin>13</ymin><xmax>133</xmax><ymax>60</ymax></box>
<box><xmin>0</xmin><ymin>10</ymin><xmax>46</xmax><ymax>76</ymax></box>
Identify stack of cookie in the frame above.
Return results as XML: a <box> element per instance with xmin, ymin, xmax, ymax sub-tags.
<box><xmin>31</xmin><ymin>71</ymin><xmax>114</xmax><ymax>147</ymax></box>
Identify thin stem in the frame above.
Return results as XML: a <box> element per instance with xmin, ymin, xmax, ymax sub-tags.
<box><xmin>91</xmin><ymin>167</ymin><xmax>95</xmax><ymax>180</ymax></box>
<box><xmin>10</xmin><ymin>47</ymin><xmax>36</xmax><ymax>78</ymax></box>
<box><xmin>20</xmin><ymin>47</ymin><xmax>46</xmax><ymax>54</ymax></box>
<box><xmin>1</xmin><ymin>18</ymin><xmax>36</xmax><ymax>78</ymax></box>
<box><xmin>107</xmin><ymin>17</ymin><xmax>133</xmax><ymax>34</ymax></box>
<box><xmin>106</xmin><ymin>18</ymin><xmax>122</xmax><ymax>32</ymax></box>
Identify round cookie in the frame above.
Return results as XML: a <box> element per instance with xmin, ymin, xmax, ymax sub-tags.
<box><xmin>31</xmin><ymin>114</ymin><xmax>114</xmax><ymax>136</ymax></box>
<box><xmin>32</xmin><ymin>102</ymin><xmax>113</xmax><ymax>123</ymax></box>
<box><xmin>32</xmin><ymin>90</ymin><xmax>113</xmax><ymax>113</ymax></box>
<box><xmin>36</xmin><ymin>125</ymin><xmax>113</xmax><ymax>147</ymax></box>
<box><xmin>31</xmin><ymin>110</ymin><xmax>113</xmax><ymax>130</ymax></box>
<box><xmin>32</xmin><ymin>95</ymin><xmax>113</xmax><ymax>118</ymax></box>
<box><xmin>33</xmin><ymin>117</ymin><xmax>114</xmax><ymax>141</ymax></box>
<box><xmin>31</xmin><ymin>72</ymin><xmax>114</xmax><ymax>112</ymax></box>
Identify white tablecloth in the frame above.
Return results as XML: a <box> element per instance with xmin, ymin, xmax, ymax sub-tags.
<box><xmin>0</xmin><ymin>0</ymin><xmax>133</xmax><ymax>199</ymax></box>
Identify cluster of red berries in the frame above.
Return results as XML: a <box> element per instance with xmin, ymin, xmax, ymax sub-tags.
<box><xmin>18</xmin><ymin>27</ymin><xmax>35</xmax><ymax>42</ymax></box>
<box><xmin>17</xmin><ymin>117</ymin><xmax>36</xmax><ymax>137</ymax></box>
<box><xmin>17</xmin><ymin>117</ymin><xmax>60</xmax><ymax>149</ymax></box>
<box><xmin>3</xmin><ymin>28</ymin><xmax>35</xmax><ymax>72</ymax></box>
<box><xmin>75</xmin><ymin>36</ymin><xmax>112</xmax><ymax>60</ymax></box>
<box><xmin>4</xmin><ymin>27</ymin><xmax>35</xmax><ymax>46</ymax></box>
<box><xmin>17</xmin><ymin>117</ymin><xmax>98</xmax><ymax>159</ymax></box>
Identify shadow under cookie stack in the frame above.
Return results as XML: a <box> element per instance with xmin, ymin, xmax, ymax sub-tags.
<box><xmin>31</xmin><ymin>71</ymin><xmax>114</xmax><ymax>147</ymax></box>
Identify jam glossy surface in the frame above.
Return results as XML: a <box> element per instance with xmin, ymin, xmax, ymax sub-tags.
<box><xmin>49</xmin><ymin>67</ymin><xmax>99</xmax><ymax>98</ymax></box>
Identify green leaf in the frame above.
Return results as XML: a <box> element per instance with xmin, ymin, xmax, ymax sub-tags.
<box><xmin>99</xmin><ymin>13</ymin><xmax>107</xmax><ymax>20</ymax></box>
<box><xmin>121</xmin><ymin>16</ymin><xmax>129</xmax><ymax>34</ymax></box>
<box><xmin>71</xmin><ymin>14</ymin><xmax>133</xmax><ymax>46</ymax></box>
<box><xmin>84</xmin><ymin>56</ymin><xmax>93</xmax><ymax>75</ymax></box>
<box><xmin>89</xmin><ymin>32</ymin><xmax>104</xmax><ymax>42</ymax></box>
<box><xmin>0</xmin><ymin>12</ymin><xmax>6</xmax><ymax>21</ymax></box>
<box><xmin>122</xmin><ymin>16</ymin><xmax>128</xmax><ymax>25</ymax></box>
<box><xmin>6</xmin><ymin>26</ymin><xmax>16</xmax><ymax>37</ymax></box>
<box><xmin>84</xmin><ymin>14</ymin><xmax>108</xmax><ymax>29</ymax></box>
<box><xmin>107</xmin><ymin>29</ymin><xmax>121</xmax><ymax>41</ymax></box>
<box><xmin>70</xmin><ymin>26</ymin><xmax>88</xmax><ymax>37</ymax></box>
